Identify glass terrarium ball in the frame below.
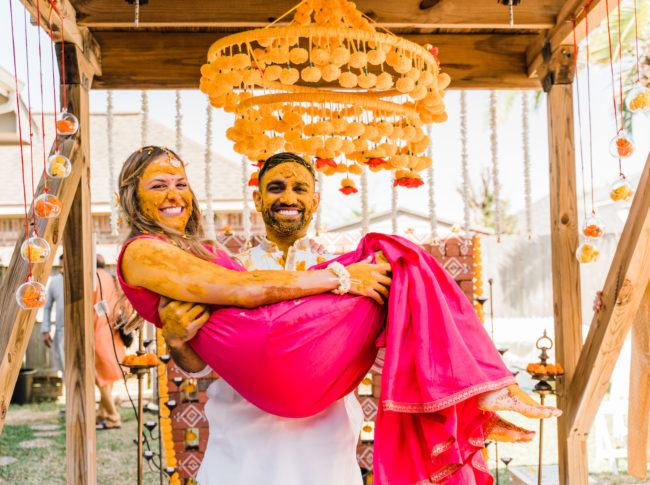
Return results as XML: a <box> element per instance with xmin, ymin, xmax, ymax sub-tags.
<box><xmin>626</xmin><ymin>84</ymin><xmax>650</xmax><ymax>113</ymax></box>
<box><xmin>56</xmin><ymin>110</ymin><xmax>79</xmax><ymax>136</ymax></box>
<box><xmin>16</xmin><ymin>280</ymin><xmax>47</xmax><ymax>309</ymax></box>
<box><xmin>20</xmin><ymin>236</ymin><xmax>50</xmax><ymax>263</ymax></box>
<box><xmin>609</xmin><ymin>176</ymin><xmax>634</xmax><ymax>202</ymax></box>
<box><xmin>34</xmin><ymin>193</ymin><xmax>63</xmax><ymax>219</ymax></box>
<box><xmin>46</xmin><ymin>153</ymin><xmax>72</xmax><ymax>178</ymax></box>
<box><xmin>582</xmin><ymin>214</ymin><xmax>605</xmax><ymax>239</ymax></box>
<box><xmin>576</xmin><ymin>241</ymin><xmax>600</xmax><ymax>264</ymax></box>
<box><xmin>609</xmin><ymin>131</ymin><xmax>635</xmax><ymax>158</ymax></box>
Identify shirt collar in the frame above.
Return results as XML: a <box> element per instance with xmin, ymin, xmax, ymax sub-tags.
<box><xmin>259</xmin><ymin>235</ymin><xmax>310</xmax><ymax>254</ymax></box>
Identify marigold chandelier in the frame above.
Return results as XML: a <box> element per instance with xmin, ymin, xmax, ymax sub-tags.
<box><xmin>200</xmin><ymin>0</ymin><xmax>450</xmax><ymax>191</ymax></box>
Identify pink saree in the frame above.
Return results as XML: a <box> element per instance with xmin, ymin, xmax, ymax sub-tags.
<box><xmin>118</xmin><ymin>233</ymin><xmax>515</xmax><ymax>484</ymax></box>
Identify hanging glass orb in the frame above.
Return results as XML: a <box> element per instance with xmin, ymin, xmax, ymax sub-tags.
<box><xmin>576</xmin><ymin>241</ymin><xmax>600</xmax><ymax>264</ymax></box>
<box><xmin>46</xmin><ymin>153</ymin><xmax>72</xmax><ymax>178</ymax></box>
<box><xmin>608</xmin><ymin>131</ymin><xmax>635</xmax><ymax>158</ymax></box>
<box><xmin>20</xmin><ymin>236</ymin><xmax>50</xmax><ymax>263</ymax></box>
<box><xmin>56</xmin><ymin>110</ymin><xmax>79</xmax><ymax>136</ymax></box>
<box><xmin>626</xmin><ymin>84</ymin><xmax>650</xmax><ymax>113</ymax></box>
<box><xmin>34</xmin><ymin>193</ymin><xmax>63</xmax><ymax>219</ymax></box>
<box><xmin>609</xmin><ymin>176</ymin><xmax>634</xmax><ymax>202</ymax></box>
<box><xmin>16</xmin><ymin>279</ymin><xmax>47</xmax><ymax>309</ymax></box>
<box><xmin>582</xmin><ymin>213</ymin><xmax>605</xmax><ymax>239</ymax></box>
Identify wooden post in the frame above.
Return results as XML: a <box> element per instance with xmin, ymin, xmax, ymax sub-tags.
<box><xmin>628</xmin><ymin>284</ymin><xmax>650</xmax><ymax>479</ymax></box>
<box><xmin>0</xmin><ymin>136</ymin><xmax>81</xmax><ymax>433</ymax></box>
<box><xmin>566</xmin><ymin>153</ymin><xmax>650</xmax><ymax>433</ymax></box>
<box><xmin>545</xmin><ymin>45</ymin><xmax>587</xmax><ymax>485</ymax></box>
<box><xmin>58</xmin><ymin>42</ymin><xmax>97</xmax><ymax>485</ymax></box>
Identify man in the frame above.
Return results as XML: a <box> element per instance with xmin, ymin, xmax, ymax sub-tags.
<box><xmin>42</xmin><ymin>254</ymin><xmax>65</xmax><ymax>375</ymax></box>
<box><xmin>160</xmin><ymin>152</ymin><xmax>365</xmax><ymax>485</ymax></box>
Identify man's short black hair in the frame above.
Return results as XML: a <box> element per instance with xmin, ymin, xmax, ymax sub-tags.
<box><xmin>258</xmin><ymin>152</ymin><xmax>315</xmax><ymax>187</ymax></box>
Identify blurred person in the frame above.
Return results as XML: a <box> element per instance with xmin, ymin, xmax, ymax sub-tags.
<box><xmin>42</xmin><ymin>254</ymin><xmax>65</xmax><ymax>374</ymax></box>
<box><xmin>94</xmin><ymin>254</ymin><xmax>126</xmax><ymax>430</ymax></box>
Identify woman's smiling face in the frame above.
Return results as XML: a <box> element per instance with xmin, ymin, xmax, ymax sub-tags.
<box><xmin>137</xmin><ymin>156</ymin><xmax>193</xmax><ymax>233</ymax></box>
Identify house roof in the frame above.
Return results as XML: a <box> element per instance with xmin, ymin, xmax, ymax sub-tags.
<box><xmin>328</xmin><ymin>206</ymin><xmax>493</xmax><ymax>234</ymax></box>
<box><xmin>0</xmin><ymin>111</ymin><xmax>245</xmax><ymax>215</ymax></box>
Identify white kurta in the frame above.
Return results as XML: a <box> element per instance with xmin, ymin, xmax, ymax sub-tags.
<box><xmin>195</xmin><ymin>236</ymin><xmax>364</xmax><ymax>485</ymax></box>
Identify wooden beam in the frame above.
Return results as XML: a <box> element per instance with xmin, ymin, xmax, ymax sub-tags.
<box><xmin>628</xmin><ymin>284</ymin><xmax>650</xmax><ymax>480</ymax></box>
<box><xmin>0</xmin><ymin>136</ymin><xmax>80</xmax><ymax>433</ymax></box>
<box><xmin>527</xmin><ymin>0</ymin><xmax>618</xmax><ymax>78</ymax></box>
<box><xmin>19</xmin><ymin>0</ymin><xmax>102</xmax><ymax>77</ymax></box>
<box><xmin>75</xmin><ymin>0</ymin><xmax>560</xmax><ymax>29</ymax></box>
<box><xmin>567</xmin><ymin>153</ymin><xmax>650</xmax><ymax>438</ymax></box>
<box><xmin>546</xmin><ymin>76</ymin><xmax>586</xmax><ymax>484</ymax></box>
<box><xmin>92</xmin><ymin>31</ymin><xmax>542</xmax><ymax>90</ymax></box>
<box><xmin>58</xmin><ymin>43</ymin><xmax>97</xmax><ymax>485</ymax></box>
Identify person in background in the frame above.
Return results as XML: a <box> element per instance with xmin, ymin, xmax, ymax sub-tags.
<box><xmin>42</xmin><ymin>254</ymin><xmax>65</xmax><ymax>375</ymax></box>
<box><xmin>94</xmin><ymin>254</ymin><xmax>126</xmax><ymax>430</ymax></box>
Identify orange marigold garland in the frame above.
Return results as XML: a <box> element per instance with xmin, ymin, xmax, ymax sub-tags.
<box><xmin>201</xmin><ymin>0</ymin><xmax>450</xmax><ymax>185</ymax></box>
<box><xmin>157</xmin><ymin>329</ymin><xmax>180</xmax><ymax>485</ymax></box>
<box><xmin>473</xmin><ymin>233</ymin><xmax>485</xmax><ymax>324</ymax></box>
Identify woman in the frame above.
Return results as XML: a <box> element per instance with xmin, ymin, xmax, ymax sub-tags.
<box><xmin>117</xmin><ymin>146</ymin><xmax>559</xmax><ymax>485</ymax></box>
<box><xmin>93</xmin><ymin>254</ymin><xmax>126</xmax><ymax>429</ymax></box>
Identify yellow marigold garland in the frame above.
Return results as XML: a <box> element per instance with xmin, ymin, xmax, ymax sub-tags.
<box><xmin>157</xmin><ymin>328</ymin><xmax>181</xmax><ymax>485</ymax></box>
<box><xmin>473</xmin><ymin>234</ymin><xmax>485</xmax><ymax>324</ymax></box>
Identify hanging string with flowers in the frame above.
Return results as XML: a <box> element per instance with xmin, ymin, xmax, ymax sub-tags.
<box><xmin>204</xmin><ymin>102</ymin><xmax>216</xmax><ymax>239</ymax></box>
<box><xmin>360</xmin><ymin>168</ymin><xmax>369</xmax><ymax>235</ymax></box>
<box><xmin>626</xmin><ymin>0</ymin><xmax>650</xmax><ymax>113</ymax></box>
<box><xmin>315</xmin><ymin>175</ymin><xmax>323</xmax><ymax>235</ymax></box>
<box><xmin>575</xmin><ymin>7</ymin><xmax>606</xmax><ymax>264</ymax></box>
<box><xmin>141</xmin><ymin>90</ymin><xmax>148</xmax><ymax>146</ymax></box>
<box><xmin>156</xmin><ymin>329</ymin><xmax>181</xmax><ymax>485</ymax></box>
<box><xmin>106</xmin><ymin>91</ymin><xmax>120</xmax><ymax>236</ymax></box>
<box><xmin>426</xmin><ymin>124</ymin><xmax>438</xmax><ymax>238</ymax></box>
<box><xmin>391</xmin><ymin>178</ymin><xmax>398</xmax><ymax>234</ymax></box>
<box><xmin>241</xmin><ymin>155</ymin><xmax>252</xmax><ymax>243</ymax></box>
<box><xmin>38</xmin><ymin>0</ymin><xmax>73</xmax><ymax>217</ymax></box>
<box><xmin>473</xmin><ymin>233</ymin><xmax>485</xmax><ymax>324</ymax></box>
<box><xmin>521</xmin><ymin>92</ymin><xmax>532</xmax><ymax>239</ymax></box>
<box><xmin>489</xmin><ymin>91</ymin><xmax>502</xmax><ymax>242</ymax></box>
<box><xmin>460</xmin><ymin>91</ymin><xmax>471</xmax><ymax>238</ymax></box>
<box><xmin>10</xmin><ymin>0</ymin><xmax>48</xmax><ymax>309</ymax></box>
<box><xmin>604</xmin><ymin>0</ymin><xmax>635</xmax><ymax>176</ymax></box>
<box><xmin>175</xmin><ymin>90</ymin><xmax>182</xmax><ymax>154</ymax></box>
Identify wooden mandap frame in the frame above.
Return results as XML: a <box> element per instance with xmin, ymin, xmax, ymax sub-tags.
<box><xmin>0</xmin><ymin>1</ymin><xmax>649</xmax><ymax>483</ymax></box>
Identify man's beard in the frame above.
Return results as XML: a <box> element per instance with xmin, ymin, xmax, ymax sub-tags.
<box><xmin>262</xmin><ymin>202</ymin><xmax>312</xmax><ymax>235</ymax></box>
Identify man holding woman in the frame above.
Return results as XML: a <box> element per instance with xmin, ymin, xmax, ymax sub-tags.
<box><xmin>116</xmin><ymin>147</ymin><xmax>559</xmax><ymax>484</ymax></box>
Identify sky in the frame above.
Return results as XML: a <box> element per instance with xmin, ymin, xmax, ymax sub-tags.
<box><xmin>1</xmin><ymin>0</ymin><xmax>649</xmax><ymax>231</ymax></box>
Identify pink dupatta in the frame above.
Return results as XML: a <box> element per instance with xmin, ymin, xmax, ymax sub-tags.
<box><xmin>118</xmin><ymin>233</ymin><xmax>515</xmax><ymax>484</ymax></box>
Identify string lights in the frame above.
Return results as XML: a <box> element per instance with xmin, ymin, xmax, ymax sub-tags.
<box><xmin>204</xmin><ymin>102</ymin><xmax>216</xmax><ymax>239</ymax></box>
<box><xmin>426</xmin><ymin>124</ymin><xmax>438</xmax><ymax>237</ymax></box>
<box><xmin>489</xmin><ymin>91</ymin><xmax>502</xmax><ymax>242</ymax></box>
<box><xmin>460</xmin><ymin>91</ymin><xmax>471</xmax><ymax>239</ymax></box>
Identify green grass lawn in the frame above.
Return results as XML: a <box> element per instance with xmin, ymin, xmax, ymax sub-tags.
<box><xmin>0</xmin><ymin>402</ymin><xmax>162</xmax><ymax>485</ymax></box>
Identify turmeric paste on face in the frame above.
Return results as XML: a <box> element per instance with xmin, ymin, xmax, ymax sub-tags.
<box><xmin>137</xmin><ymin>157</ymin><xmax>193</xmax><ymax>233</ymax></box>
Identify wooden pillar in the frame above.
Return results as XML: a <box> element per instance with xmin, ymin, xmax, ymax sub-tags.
<box><xmin>628</xmin><ymin>284</ymin><xmax>650</xmax><ymax>479</ymax></box>
<box><xmin>58</xmin><ymin>42</ymin><xmax>97</xmax><ymax>485</ymax></box>
<box><xmin>545</xmin><ymin>45</ymin><xmax>588</xmax><ymax>485</ymax></box>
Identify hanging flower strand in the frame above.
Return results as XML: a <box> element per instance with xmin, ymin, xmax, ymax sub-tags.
<box><xmin>521</xmin><ymin>91</ymin><xmax>532</xmax><ymax>239</ymax></box>
<box><xmin>489</xmin><ymin>91</ymin><xmax>501</xmax><ymax>242</ymax></box>
<box><xmin>626</xmin><ymin>0</ymin><xmax>650</xmax><ymax>112</ymax></box>
<box><xmin>204</xmin><ymin>102</ymin><xmax>216</xmax><ymax>240</ymax></box>
<box><xmin>9</xmin><ymin>0</ymin><xmax>48</xmax><ymax>307</ymax></box>
<box><xmin>460</xmin><ymin>91</ymin><xmax>470</xmax><ymax>239</ymax></box>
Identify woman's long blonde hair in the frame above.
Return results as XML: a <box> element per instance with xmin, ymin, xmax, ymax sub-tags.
<box><xmin>118</xmin><ymin>146</ymin><xmax>228</xmax><ymax>260</ymax></box>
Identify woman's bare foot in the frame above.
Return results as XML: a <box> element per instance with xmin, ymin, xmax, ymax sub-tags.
<box><xmin>478</xmin><ymin>385</ymin><xmax>562</xmax><ymax>419</ymax></box>
<box><xmin>489</xmin><ymin>417</ymin><xmax>536</xmax><ymax>443</ymax></box>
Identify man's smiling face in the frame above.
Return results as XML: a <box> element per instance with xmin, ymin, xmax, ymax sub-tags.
<box><xmin>253</xmin><ymin>162</ymin><xmax>319</xmax><ymax>237</ymax></box>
